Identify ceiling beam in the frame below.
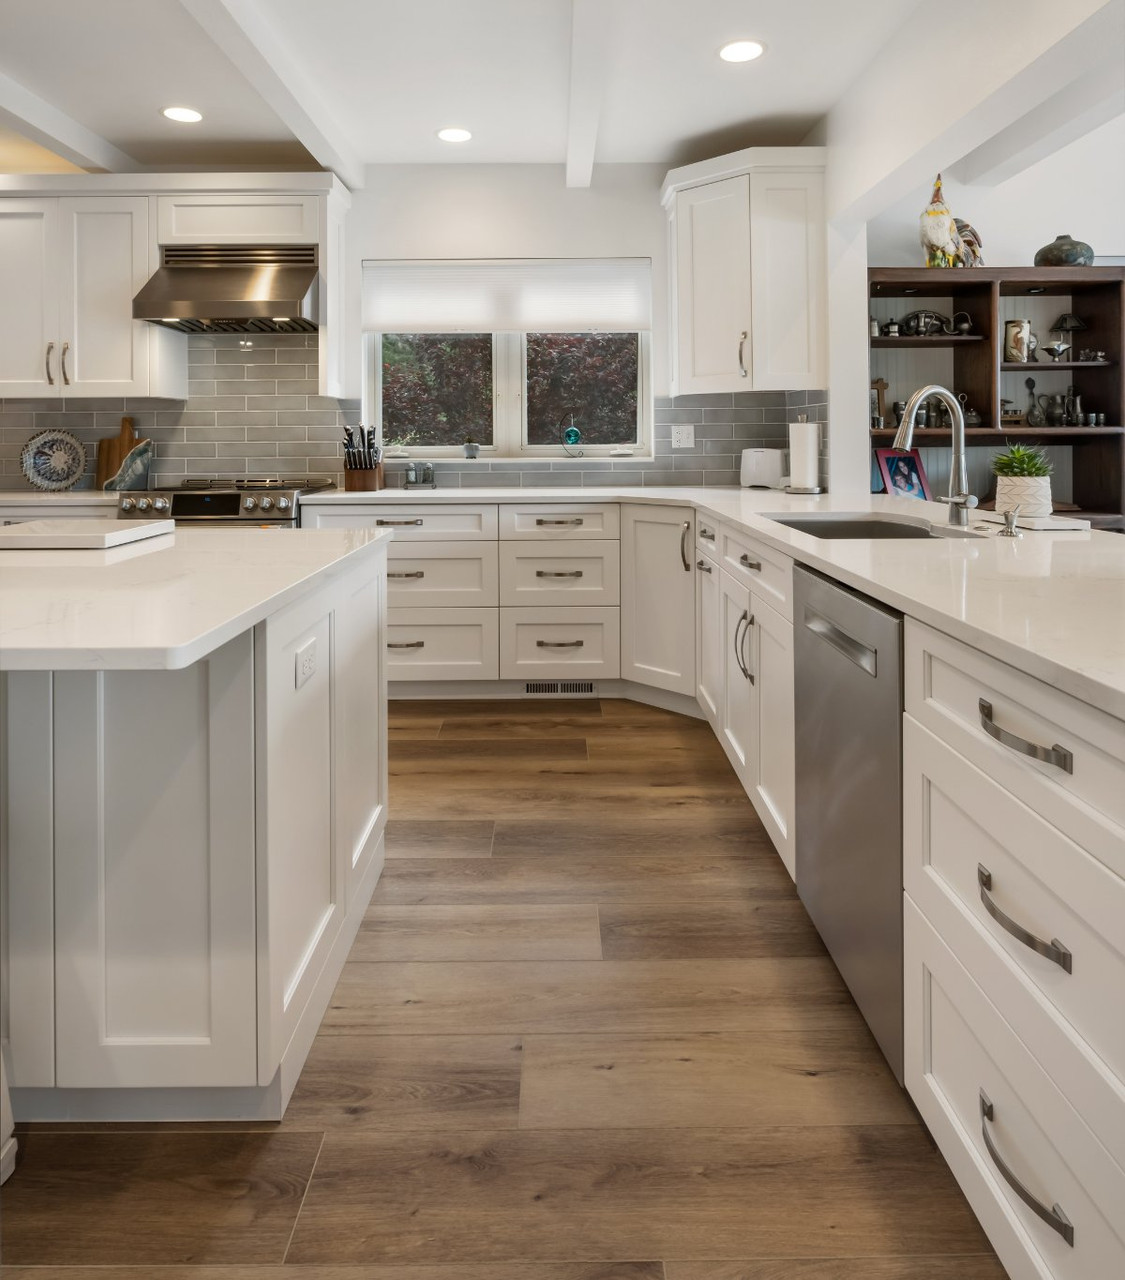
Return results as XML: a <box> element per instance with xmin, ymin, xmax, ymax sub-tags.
<box><xmin>0</xmin><ymin>70</ymin><xmax>140</xmax><ymax>173</ymax></box>
<box><xmin>565</xmin><ymin>0</ymin><xmax>607</xmax><ymax>188</ymax></box>
<box><xmin>180</xmin><ymin>0</ymin><xmax>366</xmax><ymax>190</ymax></box>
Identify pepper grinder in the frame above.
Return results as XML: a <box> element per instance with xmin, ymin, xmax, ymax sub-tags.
<box><xmin>997</xmin><ymin>506</ymin><xmax>1023</xmax><ymax>539</ymax></box>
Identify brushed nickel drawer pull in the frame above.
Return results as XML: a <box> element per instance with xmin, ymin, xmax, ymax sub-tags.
<box><xmin>45</xmin><ymin>342</ymin><xmax>55</xmax><ymax>386</ymax></box>
<box><xmin>536</xmin><ymin>570</ymin><xmax>583</xmax><ymax>578</ymax></box>
<box><xmin>536</xmin><ymin>517</ymin><xmax>584</xmax><ymax>526</ymax></box>
<box><xmin>537</xmin><ymin>639</ymin><xmax>584</xmax><ymax>648</ymax></box>
<box><xmin>978</xmin><ymin>864</ymin><xmax>1072</xmax><ymax>973</ymax></box>
<box><xmin>389</xmin><ymin>570</ymin><xmax>425</xmax><ymax>579</ymax></box>
<box><xmin>739</xmin><ymin>553</ymin><xmax>762</xmax><ymax>571</ymax></box>
<box><xmin>980</xmin><ymin>1090</ymin><xmax>1074</xmax><ymax>1247</ymax></box>
<box><xmin>978</xmin><ymin>699</ymin><xmax>1073</xmax><ymax>773</ymax></box>
<box><xmin>699</xmin><ymin>526</ymin><xmax>715</xmax><ymax>541</ymax></box>
<box><xmin>696</xmin><ymin>559</ymin><xmax>712</xmax><ymax>574</ymax></box>
<box><xmin>388</xmin><ymin>640</ymin><xmax>425</xmax><ymax>649</ymax></box>
<box><xmin>376</xmin><ymin>518</ymin><xmax>424</xmax><ymax>527</ymax></box>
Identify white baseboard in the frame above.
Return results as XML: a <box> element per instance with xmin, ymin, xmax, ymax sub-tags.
<box><xmin>0</xmin><ymin>1134</ymin><xmax>17</xmax><ymax>1183</ymax></box>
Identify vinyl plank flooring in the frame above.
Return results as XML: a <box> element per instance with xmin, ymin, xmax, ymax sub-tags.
<box><xmin>0</xmin><ymin>1265</ymin><xmax>664</xmax><ymax>1280</ymax></box>
<box><xmin>491</xmin><ymin>814</ymin><xmax>772</xmax><ymax>859</ymax></box>
<box><xmin>321</xmin><ymin>957</ymin><xmax>857</xmax><ymax>1036</ymax></box>
<box><xmin>286</xmin><ymin>1126</ymin><xmax>990</xmax><ymax>1264</ymax></box>
<box><xmin>370</xmin><ymin>854</ymin><xmax>792</xmax><ymax>905</ymax></box>
<box><xmin>0</xmin><ymin>1131</ymin><xmax>322</xmax><ymax>1266</ymax></box>
<box><xmin>353</xmin><ymin>904</ymin><xmax>603</xmax><ymax>962</ymax></box>
<box><xmin>518</xmin><ymin>1029</ymin><xmax>914</xmax><ymax>1130</ymax></box>
<box><xmin>392</xmin><ymin>737</ymin><xmax>590</xmax><ymax>764</ymax></box>
<box><xmin>663</xmin><ymin>1261</ymin><xmax>1009</xmax><ymax>1279</ymax></box>
<box><xmin>598</xmin><ymin>900</ymin><xmax>825</xmax><ymax>960</ymax></box>
<box><xmin>396</xmin><ymin>698</ymin><xmax>603</xmax><ymax>722</ymax></box>
<box><xmin>282</xmin><ymin>1034</ymin><xmax>522</xmax><ymax>1130</ymax></box>
<box><xmin>388</xmin><ymin>782</ymin><xmax>754</xmax><ymax>819</ymax></box>
<box><xmin>385</xmin><ymin>819</ymin><xmax>495</xmax><ymax>859</ymax></box>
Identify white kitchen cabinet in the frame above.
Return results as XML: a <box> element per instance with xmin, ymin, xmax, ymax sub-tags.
<box><xmin>620</xmin><ymin>504</ymin><xmax>695</xmax><ymax>695</ymax></box>
<box><xmin>157</xmin><ymin>194</ymin><xmax>319</xmax><ymax>245</ymax></box>
<box><xmin>0</xmin><ymin>196</ymin><xmax>186</xmax><ymax>399</ymax></box>
<box><xmin>387</xmin><ymin>607</ymin><xmax>500</xmax><ymax>681</ymax></box>
<box><xmin>500</xmin><ymin>607</ymin><xmax>621</xmax><ymax>680</ymax></box>
<box><xmin>695</xmin><ymin>549</ymin><xmax>722</xmax><ymax>728</ymax></box>
<box><xmin>662</xmin><ymin>148</ymin><xmax>827</xmax><ymax>395</ymax></box>
<box><xmin>747</xmin><ymin>597</ymin><xmax>796</xmax><ymax>875</ymax></box>
<box><xmin>500</xmin><ymin>540</ymin><xmax>619</xmax><ymax>608</ymax></box>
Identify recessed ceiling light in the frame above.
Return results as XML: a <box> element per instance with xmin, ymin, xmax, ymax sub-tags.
<box><xmin>163</xmin><ymin>106</ymin><xmax>202</xmax><ymax>123</ymax></box>
<box><xmin>719</xmin><ymin>40</ymin><xmax>765</xmax><ymax>63</ymax></box>
<box><xmin>436</xmin><ymin>127</ymin><xmax>472</xmax><ymax>143</ymax></box>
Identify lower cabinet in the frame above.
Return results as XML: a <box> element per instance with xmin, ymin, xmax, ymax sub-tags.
<box><xmin>718</xmin><ymin>566</ymin><xmax>754</xmax><ymax>779</ymax></box>
<box><xmin>620</xmin><ymin>504</ymin><xmax>696</xmax><ymax>695</ymax></box>
<box><xmin>500</xmin><ymin>607</ymin><xmax>621</xmax><ymax>679</ymax></box>
<box><xmin>387</xmin><ymin>607</ymin><xmax>500</xmax><ymax>680</ymax></box>
<box><xmin>695</xmin><ymin>548</ymin><xmax>722</xmax><ymax>727</ymax></box>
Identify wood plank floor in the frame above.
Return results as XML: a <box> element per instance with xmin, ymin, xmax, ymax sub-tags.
<box><xmin>0</xmin><ymin>698</ymin><xmax>1006</xmax><ymax>1278</ymax></box>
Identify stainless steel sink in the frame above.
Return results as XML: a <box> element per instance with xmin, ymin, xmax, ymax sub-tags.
<box><xmin>763</xmin><ymin>513</ymin><xmax>981</xmax><ymax>540</ymax></box>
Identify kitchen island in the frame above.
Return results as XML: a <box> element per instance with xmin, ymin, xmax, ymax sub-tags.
<box><xmin>0</xmin><ymin>527</ymin><xmax>390</xmax><ymax>1134</ymax></box>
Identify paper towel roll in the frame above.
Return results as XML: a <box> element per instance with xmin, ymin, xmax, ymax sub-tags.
<box><xmin>788</xmin><ymin>418</ymin><xmax>820</xmax><ymax>491</ymax></box>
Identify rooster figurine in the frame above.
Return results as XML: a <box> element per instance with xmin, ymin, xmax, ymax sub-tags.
<box><xmin>955</xmin><ymin>217</ymin><xmax>985</xmax><ymax>266</ymax></box>
<box><xmin>919</xmin><ymin>174</ymin><xmax>964</xmax><ymax>267</ymax></box>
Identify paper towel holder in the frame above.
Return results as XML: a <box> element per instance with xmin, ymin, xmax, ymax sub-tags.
<box><xmin>784</xmin><ymin>413</ymin><xmax>824</xmax><ymax>494</ymax></box>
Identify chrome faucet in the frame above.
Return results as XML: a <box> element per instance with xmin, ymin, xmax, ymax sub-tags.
<box><xmin>892</xmin><ymin>384</ymin><xmax>978</xmax><ymax>527</ymax></box>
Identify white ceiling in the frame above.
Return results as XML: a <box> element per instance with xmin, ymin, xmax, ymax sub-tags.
<box><xmin>0</xmin><ymin>0</ymin><xmax>920</xmax><ymax>174</ymax></box>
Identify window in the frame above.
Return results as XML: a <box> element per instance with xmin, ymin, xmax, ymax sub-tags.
<box><xmin>364</xmin><ymin>259</ymin><xmax>651</xmax><ymax>456</ymax></box>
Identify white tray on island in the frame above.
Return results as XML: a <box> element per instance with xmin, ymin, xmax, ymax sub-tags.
<box><xmin>0</xmin><ymin>517</ymin><xmax>174</xmax><ymax>549</ymax></box>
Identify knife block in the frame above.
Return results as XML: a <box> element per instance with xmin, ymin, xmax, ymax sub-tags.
<box><xmin>344</xmin><ymin>465</ymin><xmax>384</xmax><ymax>492</ymax></box>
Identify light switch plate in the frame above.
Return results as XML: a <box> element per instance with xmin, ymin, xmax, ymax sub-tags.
<box><xmin>671</xmin><ymin>423</ymin><xmax>695</xmax><ymax>449</ymax></box>
<box><xmin>295</xmin><ymin>637</ymin><xmax>317</xmax><ymax>688</ymax></box>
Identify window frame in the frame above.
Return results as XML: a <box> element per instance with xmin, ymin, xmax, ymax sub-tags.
<box><xmin>366</xmin><ymin>330</ymin><xmax>652</xmax><ymax>459</ymax></box>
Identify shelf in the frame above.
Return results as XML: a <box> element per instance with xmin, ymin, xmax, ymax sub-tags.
<box><xmin>1001</xmin><ymin>361</ymin><xmax>1114</xmax><ymax>372</ymax></box>
<box><xmin>873</xmin><ymin>336</ymin><xmax>984</xmax><ymax>347</ymax></box>
<box><xmin>870</xmin><ymin>427</ymin><xmax>1125</xmax><ymax>443</ymax></box>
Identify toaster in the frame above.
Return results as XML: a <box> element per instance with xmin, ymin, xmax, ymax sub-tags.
<box><xmin>740</xmin><ymin>448</ymin><xmax>789</xmax><ymax>489</ymax></box>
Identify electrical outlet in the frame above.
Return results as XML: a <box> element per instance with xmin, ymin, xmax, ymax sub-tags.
<box><xmin>295</xmin><ymin>637</ymin><xmax>317</xmax><ymax>689</ymax></box>
<box><xmin>671</xmin><ymin>423</ymin><xmax>695</xmax><ymax>449</ymax></box>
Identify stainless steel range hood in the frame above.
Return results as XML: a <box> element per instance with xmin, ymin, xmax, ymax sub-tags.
<box><xmin>133</xmin><ymin>244</ymin><xmax>322</xmax><ymax>334</ymax></box>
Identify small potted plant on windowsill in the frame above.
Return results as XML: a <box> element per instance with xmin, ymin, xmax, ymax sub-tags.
<box><xmin>463</xmin><ymin>435</ymin><xmax>480</xmax><ymax>460</ymax></box>
<box><xmin>992</xmin><ymin>443</ymin><xmax>1053</xmax><ymax>517</ymax></box>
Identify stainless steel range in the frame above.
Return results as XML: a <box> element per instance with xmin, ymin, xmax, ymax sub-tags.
<box><xmin>115</xmin><ymin>477</ymin><xmax>335</xmax><ymax>528</ymax></box>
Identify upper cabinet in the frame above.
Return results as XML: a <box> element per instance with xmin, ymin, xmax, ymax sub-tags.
<box><xmin>0</xmin><ymin>196</ymin><xmax>186</xmax><ymax>400</ymax></box>
<box><xmin>663</xmin><ymin>148</ymin><xmax>827</xmax><ymax>395</ymax></box>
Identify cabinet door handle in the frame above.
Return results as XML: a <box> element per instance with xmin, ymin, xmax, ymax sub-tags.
<box><xmin>743</xmin><ymin>612</ymin><xmax>755</xmax><ymax>685</ymax></box>
<box><xmin>977</xmin><ymin>864</ymin><xmax>1072</xmax><ymax>972</ymax></box>
<box><xmin>536</xmin><ymin>517</ymin><xmax>583</xmax><ymax>527</ymax></box>
<box><xmin>45</xmin><ymin>342</ymin><xmax>55</xmax><ymax>386</ymax></box>
<box><xmin>696</xmin><ymin>559</ymin><xmax>712</xmax><ymax>574</ymax></box>
<box><xmin>978</xmin><ymin>699</ymin><xmax>1073</xmax><ymax>774</ymax></box>
<box><xmin>537</xmin><ymin>639</ymin><xmax>584</xmax><ymax>649</ymax></box>
<box><xmin>388</xmin><ymin>640</ymin><xmax>425</xmax><ymax>649</ymax></box>
<box><xmin>979</xmin><ymin>1090</ymin><xmax>1074</xmax><ymax>1247</ymax></box>
<box><xmin>376</xmin><ymin>518</ymin><xmax>424</xmax><ymax>527</ymax></box>
<box><xmin>680</xmin><ymin>521</ymin><xmax>691</xmax><ymax>571</ymax></box>
<box><xmin>60</xmin><ymin>341</ymin><xmax>70</xmax><ymax>386</ymax></box>
<box><xmin>536</xmin><ymin>570</ymin><xmax>583</xmax><ymax>578</ymax></box>
<box><xmin>739</xmin><ymin>553</ymin><xmax>762</xmax><ymax>572</ymax></box>
<box><xmin>737</xmin><ymin>330</ymin><xmax>748</xmax><ymax>378</ymax></box>
<box><xmin>388</xmin><ymin>570</ymin><xmax>425</xmax><ymax>579</ymax></box>
<box><xmin>733</xmin><ymin>610</ymin><xmax>750</xmax><ymax>680</ymax></box>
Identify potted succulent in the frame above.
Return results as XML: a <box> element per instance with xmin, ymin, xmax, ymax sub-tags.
<box><xmin>463</xmin><ymin>435</ymin><xmax>480</xmax><ymax>460</ymax></box>
<box><xmin>992</xmin><ymin>443</ymin><xmax>1053</xmax><ymax>517</ymax></box>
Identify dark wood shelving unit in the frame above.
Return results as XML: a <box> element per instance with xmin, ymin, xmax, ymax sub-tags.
<box><xmin>869</xmin><ymin>266</ymin><xmax>1125</xmax><ymax>528</ymax></box>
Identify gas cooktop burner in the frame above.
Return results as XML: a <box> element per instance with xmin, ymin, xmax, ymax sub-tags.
<box><xmin>178</xmin><ymin>476</ymin><xmax>335</xmax><ymax>492</ymax></box>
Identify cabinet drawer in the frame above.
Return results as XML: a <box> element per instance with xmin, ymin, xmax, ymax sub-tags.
<box><xmin>387</xmin><ymin>542</ymin><xmax>498</xmax><ymax>608</ymax></box>
<box><xmin>719</xmin><ymin>524</ymin><xmax>792</xmax><ymax>619</ymax></box>
<box><xmin>500</xmin><ymin>503</ymin><xmax>620</xmax><ymax>540</ymax></box>
<box><xmin>309</xmin><ymin>504</ymin><xmax>498</xmax><ymax>541</ymax></box>
<box><xmin>500</xmin><ymin>608</ymin><xmax>620</xmax><ymax>679</ymax></box>
<box><xmin>905</xmin><ymin>898</ymin><xmax>1125</xmax><ymax>1280</ymax></box>
<box><xmin>386</xmin><ymin>608</ymin><xmax>499</xmax><ymax>681</ymax></box>
<box><xmin>696</xmin><ymin>519</ymin><xmax>719</xmax><ymax>552</ymax></box>
<box><xmin>501</xmin><ymin>541</ymin><xmax>620</xmax><ymax>607</ymax></box>
<box><xmin>906</xmin><ymin>621</ymin><xmax>1125</xmax><ymax>877</ymax></box>
<box><xmin>905</xmin><ymin>716</ymin><xmax>1125</xmax><ymax>1154</ymax></box>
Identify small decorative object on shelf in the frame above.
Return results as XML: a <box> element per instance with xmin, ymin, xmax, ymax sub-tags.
<box><xmin>919</xmin><ymin>174</ymin><xmax>982</xmax><ymax>268</ymax></box>
<box><xmin>898</xmin><ymin>309</ymin><xmax>973</xmax><ymax>337</ymax></box>
<box><xmin>1039</xmin><ymin>392</ymin><xmax>1068</xmax><ymax>426</ymax></box>
<box><xmin>881</xmin><ymin>318</ymin><xmax>900</xmax><ymax>337</ymax></box>
<box><xmin>1025</xmin><ymin>376</ymin><xmax>1047</xmax><ymax>427</ymax></box>
<box><xmin>1000</xmin><ymin>398</ymin><xmax>1023</xmax><ymax>425</ymax></box>
<box><xmin>20</xmin><ymin>430</ymin><xmax>86</xmax><ymax>491</ymax></box>
<box><xmin>1004</xmin><ymin>319</ymin><xmax>1032</xmax><ymax>363</ymax></box>
<box><xmin>1064</xmin><ymin>387</ymin><xmax>1084</xmax><ymax>426</ymax></box>
<box><xmin>958</xmin><ymin>393</ymin><xmax>982</xmax><ymax>427</ymax></box>
<box><xmin>1027</xmin><ymin>331</ymin><xmax>1040</xmax><ymax>361</ymax></box>
<box><xmin>870</xmin><ymin>377</ymin><xmax>888</xmax><ymax>427</ymax></box>
<box><xmin>870</xmin><ymin>315</ymin><xmax>879</xmax><ymax>337</ymax></box>
<box><xmin>875</xmin><ymin>447</ymin><xmax>931</xmax><ymax>500</ymax></box>
<box><xmin>892</xmin><ymin>400</ymin><xmax>907</xmax><ymax>428</ymax></box>
<box><xmin>992</xmin><ymin>443</ymin><xmax>1053</xmax><ymax>517</ymax></box>
<box><xmin>1040</xmin><ymin>339</ymin><xmax>1071</xmax><ymax>363</ymax></box>
<box><xmin>1051</xmin><ymin>312</ymin><xmax>1087</xmax><ymax>339</ymax></box>
<box><xmin>1078</xmin><ymin>348</ymin><xmax>1108</xmax><ymax>363</ymax></box>
<box><xmin>954</xmin><ymin>218</ymin><xmax>985</xmax><ymax>266</ymax></box>
<box><xmin>1034</xmin><ymin>233</ymin><xmax>1095</xmax><ymax>267</ymax></box>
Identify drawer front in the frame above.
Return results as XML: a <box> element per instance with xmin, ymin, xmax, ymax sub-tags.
<box><xmin>696</xmin><ymin>519</ymin><xmax>719</xmax><ymax>553</ymax></box>
<box><xmin>905</xmin><ymin>898</ymin><xmax>1125</xmax><ymax>1280</ymax></box>
<box><xmin>387</xmin><ymin>542</ymin><xmax>499</xmax><ymax>608</ymax></box>
<box><xmin>719</xmin><ymin>524</ymin><xmax>792</xmax><ymax>619</ymax></box>
<box><xmin>307</xmin><ymin>504</ymin><xmax>498</xmax><ymax>540</ymax></box>
<box><xmin>500</xmin><ymin>541</ymin><xmax>620</xmax><ymax>607</ymax></box>
<box><xmin>500</xmin><ymin>504</ymin><xmax>620</xmax><ymax>540</ymax></box>
<box><xmin>386</xmin><ymin>608</ymin><xmax>499</xmax><ymax>681</ymax></box>
<box><xmin>500</xmin><ymin>608</ymin><xmax>620</xmax><ymax>679</ymax></box>
<box><xmin>906</xmin><ymin>620</ymin><xmax>1125</xmax><ymax>876</ymax></box>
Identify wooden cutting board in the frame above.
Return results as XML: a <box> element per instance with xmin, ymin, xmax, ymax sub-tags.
<box><xmin>96</xmin><ymin>417</ymin><xmax>136</xmax><ymax>489</ymax></box>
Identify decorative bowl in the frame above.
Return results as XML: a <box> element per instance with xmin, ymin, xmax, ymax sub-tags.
<box><xmin>20</xmin><ymin>430</ymin><xmax>87</xmax><ymax>491</ymax></box>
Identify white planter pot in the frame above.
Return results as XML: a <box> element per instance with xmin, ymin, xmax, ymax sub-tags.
<box><xmin>995</xmin><ymin>475</ymin><xmax>1052</xmax><ymax>518</ymax></box>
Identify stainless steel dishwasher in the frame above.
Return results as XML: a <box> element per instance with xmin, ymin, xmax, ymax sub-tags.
<box><xmin>793</xmin><ymin>565</ymin><xmax>905</xmax><ymax>1084</ymax></box>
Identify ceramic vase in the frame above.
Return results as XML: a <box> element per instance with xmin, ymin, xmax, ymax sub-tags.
<box><xmin>995</xmin><ymin>475</ymin><xmax>1052</xmax><ymax>518</ymax></box>
<box><xmin>1033</xmin><ymin>234</ymin><xmax>1094</xmax><ymax>267</ymax></box>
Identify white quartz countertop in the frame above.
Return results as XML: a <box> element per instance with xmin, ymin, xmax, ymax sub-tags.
<box><xmin>0</xmin><ymin>527</ymin><xmax>391</xmax><ymax>671</ymax></box>
<box><xmin>0</xmin><ymin>490</ymin><xmax>118</xmax><ymax>505</ymax></box>
<box><xmin>303</xmin><ymin>485</ymin><xmax>1125</xmax><ymax>719</ymax></box>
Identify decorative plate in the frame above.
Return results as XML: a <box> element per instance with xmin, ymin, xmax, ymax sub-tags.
<box><xmin>20</xmin><ymin>430</ymin><xmax>87</xmax><ymax>491</ymax></box>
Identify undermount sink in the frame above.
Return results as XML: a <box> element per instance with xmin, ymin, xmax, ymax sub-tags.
<box><xmin>763</xmin><ymin>513</ymin><xmax>981</xmax><ymax>540</ymax></box>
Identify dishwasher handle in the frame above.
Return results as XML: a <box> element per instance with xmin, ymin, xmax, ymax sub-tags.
<box><xmin>803</xmin><ymin>608</ymin><xmax>878</xmax><ymax>678</ymax></box>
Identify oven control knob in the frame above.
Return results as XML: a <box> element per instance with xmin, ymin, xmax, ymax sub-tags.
<box><xmin>276</xmin><ymin>496</ymin><xmax>291</xmax><ymax>511</ymax></box>
<box><xmin>120</xmin><ymin>498</ymin><xmax>135</xmax><ymax>513</ymax></box>
<box><xmin>153</xmin><ymin>497</ymin><xmax>169</xmax><ymax>513</ymax></box>
<box><xmin>259</xmin><ymin>496</ymin><xmax>274</xmax><ymax>511</ymax></box>
<box><xmin>243</xmin><ymin>496</ymin><xmax>258</xmax><ymax>511</ymax></box>
<box><xmin>137</xmin><ymin>498</ymin><xmax>152</xmax><ymax>512</ymax></box>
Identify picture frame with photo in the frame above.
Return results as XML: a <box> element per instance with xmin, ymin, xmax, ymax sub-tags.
<box><xmin>875</xmin><ymin>447</ymin><xmax>932</xmax><ymax>501</ymax></box>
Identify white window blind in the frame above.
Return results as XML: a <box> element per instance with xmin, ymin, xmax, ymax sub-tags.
<box><xmin>361</xmin><ymin>258</ymin><xmax>652</xmax><ymax>333</ymax></box>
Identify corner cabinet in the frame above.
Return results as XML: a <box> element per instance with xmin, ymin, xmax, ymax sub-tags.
<box><xmin>620</xmin><ymin>504</ymin><xmax>696</xmax><ymax>695</ymax></box>
<box><xmin>662</xmin><ymin>148</ymin><xmax>826</xmax><ymax>395</ymax></box>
